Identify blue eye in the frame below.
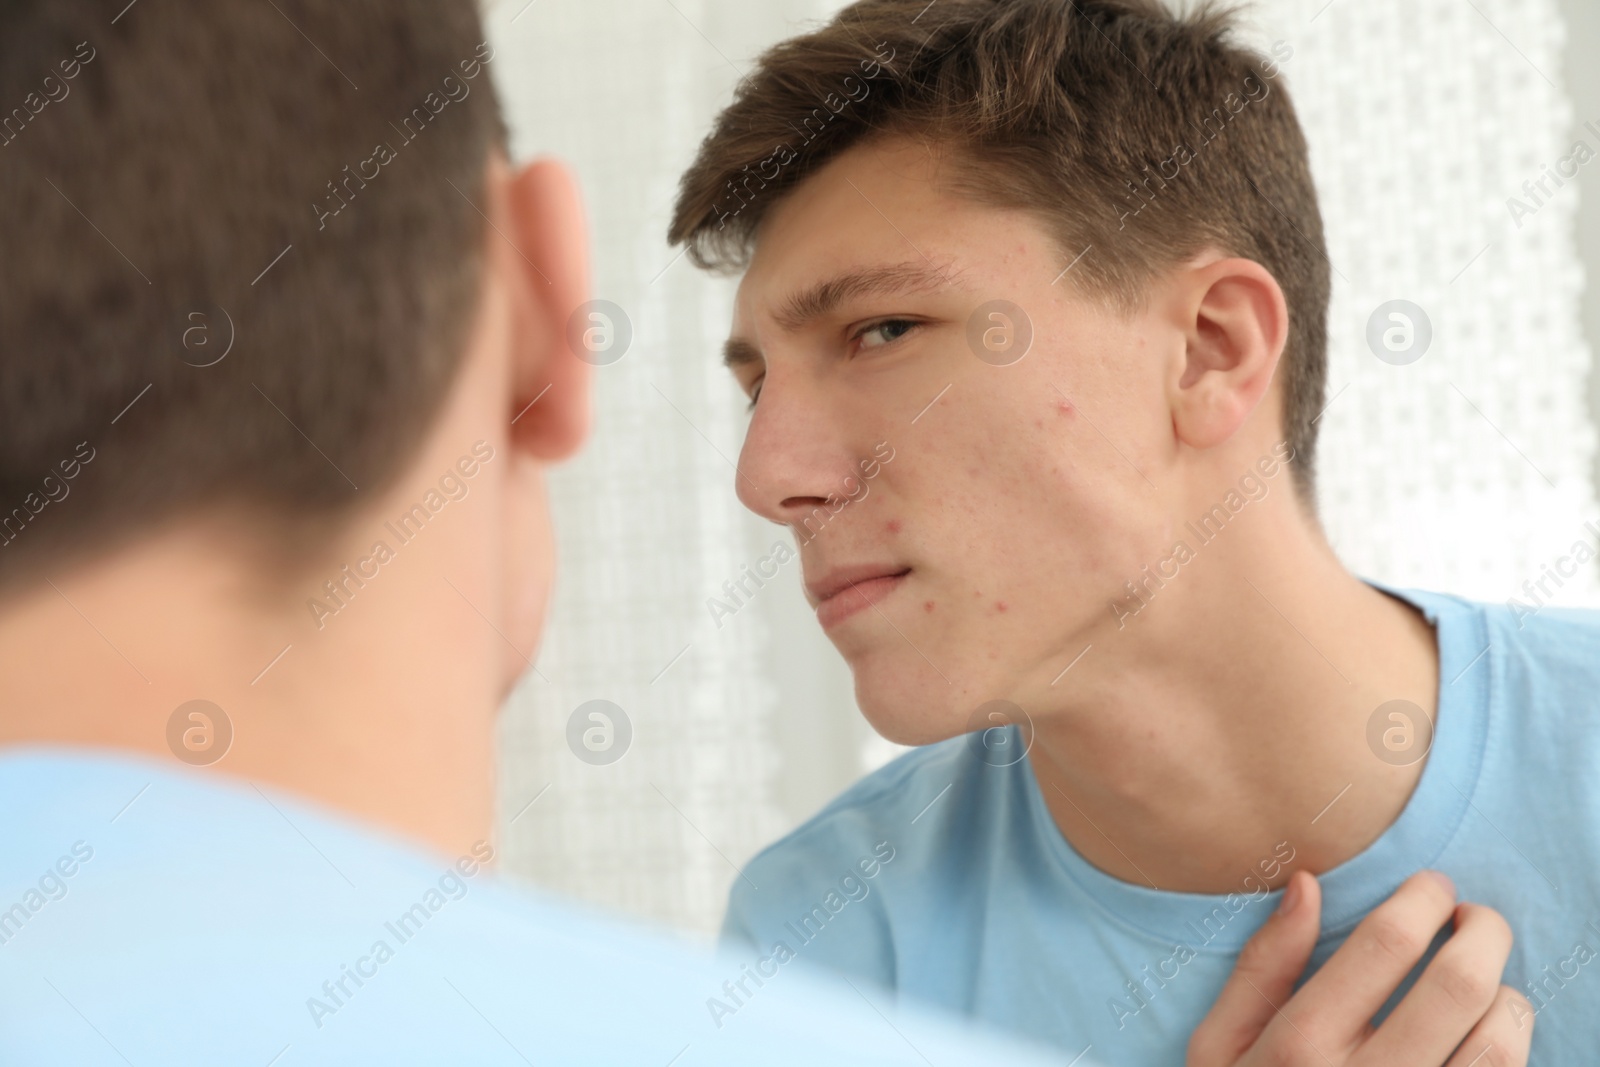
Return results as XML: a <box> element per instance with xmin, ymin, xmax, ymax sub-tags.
<box><xmin>858</xmin><ymin>319</ymin><xmax>917</xmax><ymax>349</ymax></box>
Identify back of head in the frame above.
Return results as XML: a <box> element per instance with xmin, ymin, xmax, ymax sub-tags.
<box><xmin>0</xmin><ymin>0</ymin><xmax>504</xmax><ymax>590</ymax></box>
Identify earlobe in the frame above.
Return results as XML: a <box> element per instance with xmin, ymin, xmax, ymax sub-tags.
<box><xmin>1169</xmin><ymin>257</ymin><xmax>1287</xmax><ymax>453</ymax></box>
<box><xmin>503</xmin><ymin>155</ymin><xmax>593</xmax><ymax>462</ymax></box>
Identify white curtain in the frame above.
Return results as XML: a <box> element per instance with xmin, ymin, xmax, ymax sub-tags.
<box><xmin>488</xmin><ymin>0</ymin><xmax>837</xmax><ymax>940</ymax></box>
<box><xmin>1245</xmin><ymin>0</ymin><xmax>1600</xmax><ymax>607</ymax></box>
<box><xmin>489</xmin><ymin>0</ymin><xmax>1600</xmax><ymax>940</ymax></box>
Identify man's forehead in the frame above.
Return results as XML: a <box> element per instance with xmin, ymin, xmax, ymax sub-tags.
<box><xmin>721</xmin><ymin>139</ymin><xmax>1024</xmax><ymax>361</ymax></box>
<box><xmin>737</xmin><ymin>137</ymin><xmax>953</xmax><ymax>285</ymax></box>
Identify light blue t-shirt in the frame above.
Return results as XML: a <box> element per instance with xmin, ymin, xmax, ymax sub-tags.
<box><xmin>0</xmin><ymin>749</ymin><xmax>1071</xmax><ymax>1066</ymax></box>
<box><xmin>723</xmin><ymin>586</ymin><xmax>1600</xmax><ymax>1066</ymax></box>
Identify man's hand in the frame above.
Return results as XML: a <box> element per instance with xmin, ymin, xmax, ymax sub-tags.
<box><xmin>1188</xmin><ymin>870</ymin><xmax>1533</xmax><ymax>1067</ymax></box>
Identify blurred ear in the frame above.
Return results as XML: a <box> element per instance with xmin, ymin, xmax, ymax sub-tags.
<box><xmin>501</xmin><ymin>156</ymin><xmax>592</xmax><ymax>461</ymax></box>
<box><xmin>1167</xmin><ymin>255</ymin><xmax>1288</xmax><ymax>452</ymax></box>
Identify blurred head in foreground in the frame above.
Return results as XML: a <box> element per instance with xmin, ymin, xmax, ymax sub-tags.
<box><xmin>0</xmin><ymin>0</ymin><xmax>592</xmax><ymax>854</ymax></box>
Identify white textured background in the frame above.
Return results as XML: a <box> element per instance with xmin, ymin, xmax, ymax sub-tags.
<box><xmin>486</xmin><ymin>0</ymin><xmax>1600</xmax><ymax>939</ymax></box>
<box><xmin>1245</xmin><ymin>0</ymin><xmax>1600</xmax><ymax>609</ymax></box>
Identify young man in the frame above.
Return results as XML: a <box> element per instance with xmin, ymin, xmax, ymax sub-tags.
<box><xmin>0</xmin><ymin>2</ymin><xmax>1475</xmax><ymax>1065</ymax></box>
<box><xmin>670</xmin><ymin>0</ymin><xmax>1595</xmax><ymax>1064</ymax></box>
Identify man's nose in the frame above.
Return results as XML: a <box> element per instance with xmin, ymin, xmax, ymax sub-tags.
<box><xmin>736</xmin><ymin>372</ymin><xmax>857</xmax><ymax>529</ymax></box>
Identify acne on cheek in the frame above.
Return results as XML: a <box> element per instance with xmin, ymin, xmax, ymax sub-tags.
<box><xmin>1031</xmin><ymin>398</ymin><xmax>1079</xmax><ymax>444</ymax></box>
<box><xmin>886</xmin><ymin>519</ymin><xmax>902</xmax><ymax>534</ymax></box>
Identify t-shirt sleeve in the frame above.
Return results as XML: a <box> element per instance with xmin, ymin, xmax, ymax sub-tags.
<box><xmin>719</xmin><ymin>874</ymin><xmax>763</xmax><ymax>950</ymax></box>
<box><xmin>717</xmin><ymin>825</ymin><xmax>902</xmax><ymax>993</ymax></box>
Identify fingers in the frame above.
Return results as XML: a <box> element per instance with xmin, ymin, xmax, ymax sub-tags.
<box><xmin>1187</xmin><ymin>870</ymin><xmax>1321</xmax><ymax>1067</ymax></box>
<box><xmin>1279</xmin><ymin>870</ymin><xmax>1457</xmax><ymax>1051</ymax></box>
<box><xmin>1190</xmin><ymin>871</ymin><xmax>1525</xmax><ymax>1067</ymax></box>
<box><xmin>1441</xmin><ymin>985</ymin><xmax>1535</xmax><ymax>1067</ymax></box>
<box><xmin>1360</xmin><ymin>903</ymin><xmax>1513</xmax><ymax>1064</ymax></box>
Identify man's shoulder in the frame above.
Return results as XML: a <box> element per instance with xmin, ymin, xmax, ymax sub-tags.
<box><xmin>723</xmin><ymin>732</ymin><xmax>1003</xmax><ymax>959</ymax></box>
<box><xmin>0</xmin><ymin>743</ymin><xmax>524</xmax><ymax>916</ymax></box>
<box><xmin>1399</xmin><ymin>583</ymin><xmax>1600</xmax><ymax>689</ymax></box>
<box><xmin>1404</xmin><ymin>586</ymin><xmax>1600</xmax><ymax>780</ymax></box>
<box><xmin>741</xmin><ymin>733</ymin><xmax>978</xmax><ymax>881</ymax></box>
<box><xmin>1493</xmin><ymin>596</ymin><xmax>1600</xmax><ymax>664</ymax></box>
<box><xmin>0</xmin><ymin>746</ymin><xmax>1061</xmax><ymax>1066</ymax></box>
<box><xmin>1453</xmin><ymin>587</ymin><xmax>1600</xmax><ymax>696</ymax></box>
<box><xmin>0</xmin><ymin>745</ymin><xmax>622</xmax><ymax>989</ymax></box>
<box><xmin>719</xmin><ymin>737</ymin><xmax>985</xmax><ymax>991</ymax></box>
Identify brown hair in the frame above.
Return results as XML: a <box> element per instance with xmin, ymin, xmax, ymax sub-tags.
<box><xmin>670</xmin><ymin>0</ymin><xmax>1329</xmax><ymax>506</ymax></box>
<box><xmin>0</xmin><ymin>0</ymin><xmax>504</xmax><ymax>588</ymax></box>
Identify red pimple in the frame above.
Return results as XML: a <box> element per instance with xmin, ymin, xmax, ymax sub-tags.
<box><xmin>886</xmin><ymin>519</ymin><xmax>902</xmax><ymax>534</ymax></box>
<box><xmin>995</xmin><ymin>601</ymin><xmax>1008</xmax><ymax>613</ymax></box>
<box><xmin>1056</xmin><ymin>398</ymin><xmax>1075</xmax><ymax>418</ymax></box>
<box><xmin>923</xmin><ymin>600</ymin><xmax>935</xmax><ymax>613</ymax></box>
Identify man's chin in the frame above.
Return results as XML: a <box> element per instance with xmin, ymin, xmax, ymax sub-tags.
<box><xmin>852</xmin><ymin>675</ymin><xmax>968</xmax><ymax>748</ymax></box>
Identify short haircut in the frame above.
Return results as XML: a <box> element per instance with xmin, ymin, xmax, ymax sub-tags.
<box><xmin>670</xmin><ymin>0</ymin><xmax>1330</xmax><ymax>506</ymax></box>
<box><xmin>0</xmin><ymin>0</ymin><xmax>504</xmax><ymax>587</ymax></box>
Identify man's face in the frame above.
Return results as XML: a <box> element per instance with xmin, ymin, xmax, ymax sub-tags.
<box><xmin>727</xmin><ymin>138</ymin><xmax>1185</xmax><ymax>744</ymax></box>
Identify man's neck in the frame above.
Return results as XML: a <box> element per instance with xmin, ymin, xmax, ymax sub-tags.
<box><xmin>1028</xmin><ymin>499</ymin><xmax>1440</xmax><ymax>894</ymax></box>
<box><xmin>0</xmin><ymin>520</ymin><xmax>502</xmax><ymax>859</ymax></box>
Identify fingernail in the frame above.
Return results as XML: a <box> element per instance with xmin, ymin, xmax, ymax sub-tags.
<box><xmin>1278</xmin><ymin>873</ymin><xmax>1301</xmax><ymax>916</ymax></box>
<box><xmin>1425</xmin><ymin>870</ymin><xmax>1456</xmax><ymax>897</ymax></box>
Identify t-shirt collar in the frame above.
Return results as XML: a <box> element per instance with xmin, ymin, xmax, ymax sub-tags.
<box><xmin>1018</xmin><ymin>579</ymin><xmax>1493</xmax><ymax>953</ymax></box>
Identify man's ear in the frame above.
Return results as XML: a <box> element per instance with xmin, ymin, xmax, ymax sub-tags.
<box><xmin>503</xmin><ymin>156</ymin><xmax>592</xmax><ymax>461</ymax></box>
<box><xmin>1167</xmin><ymin>256</ymin><xmax>1288</xmax><ymax>451</ymax></box>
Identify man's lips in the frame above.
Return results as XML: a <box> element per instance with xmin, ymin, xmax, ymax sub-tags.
<box><xmin>807</xmin><ymin>565</ymin><xmax>912</xmax><ymax>629</ymax></box>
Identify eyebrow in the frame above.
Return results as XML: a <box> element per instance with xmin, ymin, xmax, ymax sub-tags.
<box><xmin>722</xmin><ymin>261</ymin><xmax>958</xmax><ymax>370</ymax></box>
<box><xmin>723</xmin><ymin>336</ymin><xmax>763</xmax><ymax>371</ymax></box>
